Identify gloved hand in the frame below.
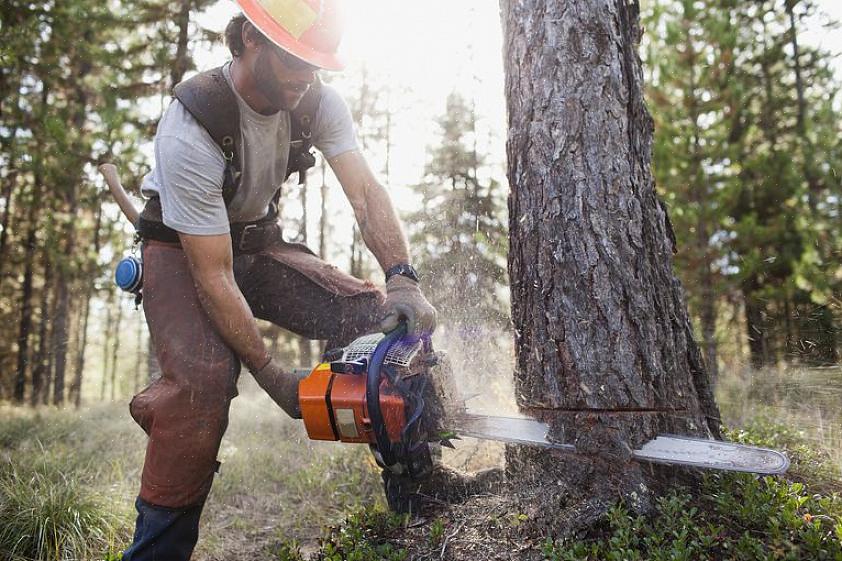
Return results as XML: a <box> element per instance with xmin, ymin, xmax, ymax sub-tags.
<box><xmin>250</xmin><ymin>358</ymin><xmax>302</xmax><ymax>419</ymax></box>
<box><xmin>381</xmin><ymin>275</ymin><xmax>437</xmax><ymax>337</ymax></box>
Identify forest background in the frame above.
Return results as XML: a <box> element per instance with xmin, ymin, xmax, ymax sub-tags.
<box><xmin>1</xmin><ymin>0</ymin><xmax>842</xmax><ymax>558</ymax></box>
<box><xmin>1</xmin><ymin>0</ymin><xmax>841</xmax><ymax>441</ymax></box>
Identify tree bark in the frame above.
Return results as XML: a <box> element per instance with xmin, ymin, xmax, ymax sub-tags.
<box><xmin>101</xmin><ymin>290</ymin><xmax>114</xmax><ymax>401</ymax></box>
<box><xmin>0</xmin><ymin>167</ymin><xmax>18</xmax><ymax>282</ymax></box>
<box><xmin>134</xmin><ymin>315</ymin><xmax>144</xmax><ymax>393</ymax></box>
<box><xmin>110</xmin><ymin>299</ymin><xmax>124</xmax><ymax>401</ymax></box>
<box><xmin>170</xmin><ymin>0</ymin><xmax>193</xmax><ymax>89</ymax></box>
<box><xmin>13</xmin><ymin>193</ymin><xmax>39</xmax><ymax>403</ymax></box>
<box><xmin>501</xmin><ymin>0</ymin><xmax>720</xmax><ymax>498</ymax></box>
<box><xmin>51</xmin><ymin>233</ymin><xmax>73</xmax><ymax>405</ymax></box>
<box><xmin>31</xmin><ymin>246</ymin><xmax>54</xmax><ymax>406</ymax></box>
<box><xmin>70</xmin><ymin>204</ymin><xmax>103</xmax><ymax>407</ymax></box>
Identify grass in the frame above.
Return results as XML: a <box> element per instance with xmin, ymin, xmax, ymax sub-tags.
<box><xmin>0</xmin><ymin>378</ymin><xmax>385</xmax><ymax>561</ymax></box>
<box><xmin>1</xmin><ymin>365</ymin><xmax>840</xmax><ymax>560</ymax></box>
<box><xmin>0</xmin><ymin>405</ymin><xmax>138</xmax><ymax>561</ymax></box>
<box><xmin>717</xmin><ymin>365</ymin><xmax>842</xmax><ymax>474</ymax></box>
<box><xmin>0</xmin><ymin>462</ymin><xmax>123</xmax><ymax>561</ymax></box>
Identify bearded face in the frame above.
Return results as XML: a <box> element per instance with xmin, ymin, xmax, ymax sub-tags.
<box><xmin>252</xmin><ymin>45</ymin><xmax>316</xmax><ymax>113</ymax></box>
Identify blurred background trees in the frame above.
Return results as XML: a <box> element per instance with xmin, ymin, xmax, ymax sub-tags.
<box><xmin>0</xmin><ymin>0</ymin><xmax>839</xmax><ymax>408</ymax></box>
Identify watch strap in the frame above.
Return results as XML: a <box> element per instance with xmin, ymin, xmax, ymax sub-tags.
<box><xmin>385</xmin><ymin>263</ymin><xmax>420</xmax><ymax>283</ymax></box>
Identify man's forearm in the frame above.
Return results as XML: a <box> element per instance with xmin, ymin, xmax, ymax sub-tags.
<box><xmin>356</xmin><ymin>181</ymin><xmax>409</xmax><ymax>272</ymax></box>
<box><xmin>192</xmin><ymin>270</ymin><xmax>269</xmax><ymax>372</ymax></box>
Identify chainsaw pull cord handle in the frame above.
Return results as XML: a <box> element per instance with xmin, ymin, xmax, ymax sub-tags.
<box><xmin>366</xmin><ymin>323</ymin><xmax>408</xmax><ymax>468</ymax></box>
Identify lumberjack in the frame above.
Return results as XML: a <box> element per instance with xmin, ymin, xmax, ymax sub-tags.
<box><xmin>119</xmin><ymin>2</ymin><xmax>436</xmax><ymax>558</ymax></box>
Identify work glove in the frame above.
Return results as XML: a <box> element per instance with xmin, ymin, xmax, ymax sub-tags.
<box><xmin>381</xmin><ymin>275</ymin><xmax>437</xmax><ymax>338</ymax></box>
<box><xmin>250</xmin><ymin>358</ymin><xmax>302</xmax><ymax>419</ymax></box>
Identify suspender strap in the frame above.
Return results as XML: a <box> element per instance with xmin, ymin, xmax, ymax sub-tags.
<box><xmin>172</xmin><ymin>68</ymin><xmax>242</xmax><ymax>206</ymax></box>
<box><xmin>287</xmin><ymin>78</ymin><xmax>323</xmax><ymax>185</ymax></box>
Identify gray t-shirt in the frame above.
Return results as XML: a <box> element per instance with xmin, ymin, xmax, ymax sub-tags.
<box><xmin>141</xmin><ymin>63</ymin><xmax>358</xmax><ymax>235</ymax></box>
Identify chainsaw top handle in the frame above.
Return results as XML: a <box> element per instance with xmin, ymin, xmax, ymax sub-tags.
<box><xmin>366</xmin><ymin>322</ymin><xmax>408</xmax><ymax>468</ymax></box>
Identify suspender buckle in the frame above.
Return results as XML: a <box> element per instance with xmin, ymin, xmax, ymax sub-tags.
<box><xmin>238</xmin><ymin>223</ymin><xmax>260</xmax><ymax>253</ymax></box>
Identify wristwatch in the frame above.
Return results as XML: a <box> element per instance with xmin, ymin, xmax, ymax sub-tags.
<box><xmin>385</xmin><ymin>263</ymin><xmax>420</xmax><ymax>283</ymax></box>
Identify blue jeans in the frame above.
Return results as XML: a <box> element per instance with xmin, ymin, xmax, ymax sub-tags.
<box><xmin>122</xmin><ymin>497</ymin><xmax>204</xmax><ymax>561</ymax></box>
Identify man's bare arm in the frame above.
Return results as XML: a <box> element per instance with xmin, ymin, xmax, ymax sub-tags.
<box><xmin>179</xmin><ymin>232</ymin><xmax>301</xmax><ymax>417</ymax></box>
<box><xmin>179</xmin><ymin>233</ymin><xmax>269</xmax><ymax>371</ymax></box>
<box><xmin>329</xmin><ymin>150</ymin><xmax>437</xmax><ymax>336</ymax></box>
<box><xmin>328</xmin><ymin>150</ymin><xmax>409</xmax><ymax>271</ymax></box>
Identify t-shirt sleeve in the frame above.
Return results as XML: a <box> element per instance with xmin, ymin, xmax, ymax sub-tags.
<box><xmin>153</xmin><ymin>100</ymin><xmax>230</xmax><ymax>235</ymax></box>
<box><xmin>311</xmin><ymin>84</ymin><xmax>360</xmax><ymax>159</ymax></box>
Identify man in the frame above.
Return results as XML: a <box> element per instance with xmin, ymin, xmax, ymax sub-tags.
<box><xmin>122</xmin><ymin>2</ymin><xmax>436</xmax><ymax>559</ymax></box>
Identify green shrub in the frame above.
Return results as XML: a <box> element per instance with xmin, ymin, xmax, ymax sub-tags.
<box><xmin>543</xmin><ymin>473</ymin><xmax>842</xmax><ymax>561</ymax></box>
<box><xmin>314</xmin><ymin>506</ymin><xmax>408</xmax><ymax>561</ymax></box>
<box><xmin>543</xmin><ymin>420</ymin><xmax>842</xmax><ymax>561</ymax></box>
<box><xmin>0</xmin><ymin>462</ymin><xmax>124</xmax><ymax>561</ymax></box>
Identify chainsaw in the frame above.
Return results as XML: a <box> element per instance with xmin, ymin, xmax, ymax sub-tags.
<box><xmin>296</xmin><ymin>326</ymin><xmax>790</xmax><ymax>511</ymax></box>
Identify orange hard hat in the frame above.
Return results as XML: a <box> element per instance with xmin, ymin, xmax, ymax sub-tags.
<box><xmin>235</xmin><ymin>0</ymin><xmax>345</xmax><ymax>71</ymax></box>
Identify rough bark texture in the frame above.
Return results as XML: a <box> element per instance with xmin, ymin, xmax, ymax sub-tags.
<box><xmin>502</xmin><ymin>0</ymin><xmax>720</xmax><ymax>473</ymax></box>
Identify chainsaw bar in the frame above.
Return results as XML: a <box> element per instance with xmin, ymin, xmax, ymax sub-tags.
<box><xmin>451</xmin><ymin>413</ymin><xmax>790</xmax><ymax>475</ymax></box>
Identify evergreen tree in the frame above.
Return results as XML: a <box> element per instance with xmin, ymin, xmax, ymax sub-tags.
<box><xmin>406</xmin><ymin>93</ymin><xmax>508</xmax><ymax>336</ymax></box>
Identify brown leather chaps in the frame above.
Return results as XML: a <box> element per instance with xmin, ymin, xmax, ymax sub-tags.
<box><xmin>130</xmin><ymin>239</ymin><xmax>385</xmax><ymax>508</ymax></box>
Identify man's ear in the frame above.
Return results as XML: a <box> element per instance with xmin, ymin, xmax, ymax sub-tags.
<box><xmin>241</xmin><ymin>21</ymin><xmax>263</xmax><ymax>50</ymax></box>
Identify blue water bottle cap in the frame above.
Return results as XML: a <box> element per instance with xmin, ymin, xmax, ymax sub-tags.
<box><xmin>115</xmin><ymin>256</ymin><xmax>142</xmax><ymax>293</ymax></box>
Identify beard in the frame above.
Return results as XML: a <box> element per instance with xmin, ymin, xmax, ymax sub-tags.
<box><xmin>253</xmin><ymin>50</ymin><xmax>309</xmax><ymax>113</ymax></box>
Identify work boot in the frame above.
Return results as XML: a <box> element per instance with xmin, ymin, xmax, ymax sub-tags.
<box><xmin>122</xmin><ymin>497</ymin><xmax>204</xmax><ymax>561</ymax></box>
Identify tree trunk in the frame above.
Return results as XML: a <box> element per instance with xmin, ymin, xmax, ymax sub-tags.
<box><xmin>14</xmin><ymin>196</ymin><xmax>39</xmax><ymax>403</ymax></box>
<box><xmin>0</xmin><ymin>168</ymin><xmax>18</xmax><ymax>281</ymax></box>
<box><xmin>501</xmin><ymin>0</ymin><xmax>720</xmax><ymax>509</ymax></box>
<box><xmin>785</xmin><ymin>1</ymin><xmax>838</xmax><ymax>364</ymax></box>
<box><xmin>685</xmin><ymin>31</ymin><xmax>719</xmax><ymax>381</ymax></box>
<box><xmin>170</xmin><ymin>0</ymin><xmax>192</xmax><ymax>89</ymax></box>
<box><xmin>350</xmin><ymin>225</ymin><xmax>362</xmax><ymax>278</ymax></box>
<box><xmin>31</xmin><ymin>247</ymin><xmax>54</xmax><ymax>406</ymax></box>
<box><xmin>319</xmin><ymin>158</ymin><xmax>329</xmax><ymax>259</ymax></box>
<box><xmin>42</xmin><ymin>275</ymin><xmax>60</xmax><ymax>405</ymax></box>
<box><xmin>51</xmin><ymin>236</ymin><xmax>73</xmax><ymax>406</ymax></box>
<box><xmin>135</xmin><ymin>315</ymin><xmax>144</xmax><ymax>393</ymax></box>
<box><xmin>147</xmin><ymin>336</ymin><xmax>161</xmax><ymax>383</ymax></box>
<box><xmin>70</xmin><ymin>204</ymin><xmax>103</xmax><ymax>407</ymax></box>
<box><xmin>110</xmin><ymin>298</ymin><xmax>124</xmax><ymax>401</ymax></box>
<box><xmin>101</xmin><ymin>291</ymin><xmax>114</xmax><ymax>401</ymax></box>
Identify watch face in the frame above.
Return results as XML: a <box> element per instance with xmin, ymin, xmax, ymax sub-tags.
<box><xmin>387</xmin><ymin>264</ymin><xmax>419</xmax><ymax>282</ymax></box>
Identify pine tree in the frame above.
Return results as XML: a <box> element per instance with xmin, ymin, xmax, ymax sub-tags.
<box><xmin>406</xmin><ymin>93</ymin><xmax>508</xmax><ymax>333</ymax></box>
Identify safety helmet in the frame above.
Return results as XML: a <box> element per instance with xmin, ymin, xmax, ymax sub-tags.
<box><xmin>235</xmin><ymin>0</ymin><xmax>345</xmax><ymax>71</ymax></box>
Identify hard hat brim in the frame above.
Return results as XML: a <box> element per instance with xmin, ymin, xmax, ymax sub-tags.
<box><xmin>237</xmin><ymin>0</ymin><xmax>345</xmax><ymax>71</ymax></box>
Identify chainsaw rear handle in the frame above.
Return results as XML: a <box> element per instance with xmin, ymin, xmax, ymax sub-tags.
<box><xmin>366</xmin><ymin>322</ymin><xmax>408</xmax><ymax>468</ymax></box>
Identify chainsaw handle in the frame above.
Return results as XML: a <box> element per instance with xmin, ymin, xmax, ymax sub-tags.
<box><xmin>366</xmin><ymin>323</ymin><xmax>408</xmax><ymax>468</ymax></box>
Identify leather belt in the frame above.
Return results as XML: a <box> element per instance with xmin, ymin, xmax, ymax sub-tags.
<box><xmin>229</xmin><ymin>220</ymin><xmax>280</xmax><ymax>254</ymax></box>
<box><xmin>138</xmin><ymin>204</ymin><xmax>280</xmax><ymax>254</ymax></box>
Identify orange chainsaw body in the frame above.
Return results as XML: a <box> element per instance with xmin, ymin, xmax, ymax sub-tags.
<box><xmin>298</xmin><ymin>363</ymin><xmax>406</xmax><ymax>444</ymax></box>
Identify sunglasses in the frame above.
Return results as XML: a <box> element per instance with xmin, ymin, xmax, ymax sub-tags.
<box><xmin>268</xmin><ymin>43</ymin><xmax>320</xmax><ymax>73</ymax></box>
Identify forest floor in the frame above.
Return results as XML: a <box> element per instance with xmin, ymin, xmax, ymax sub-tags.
<box><xmin>0</xmin><ymin>377</ymin><xmax>505</xmax><ymax>560</ymax></box>
<box><xmin>0</xmin><ymin>366</ymin><xmax>840</xmax><ymax>560</ymax></box>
